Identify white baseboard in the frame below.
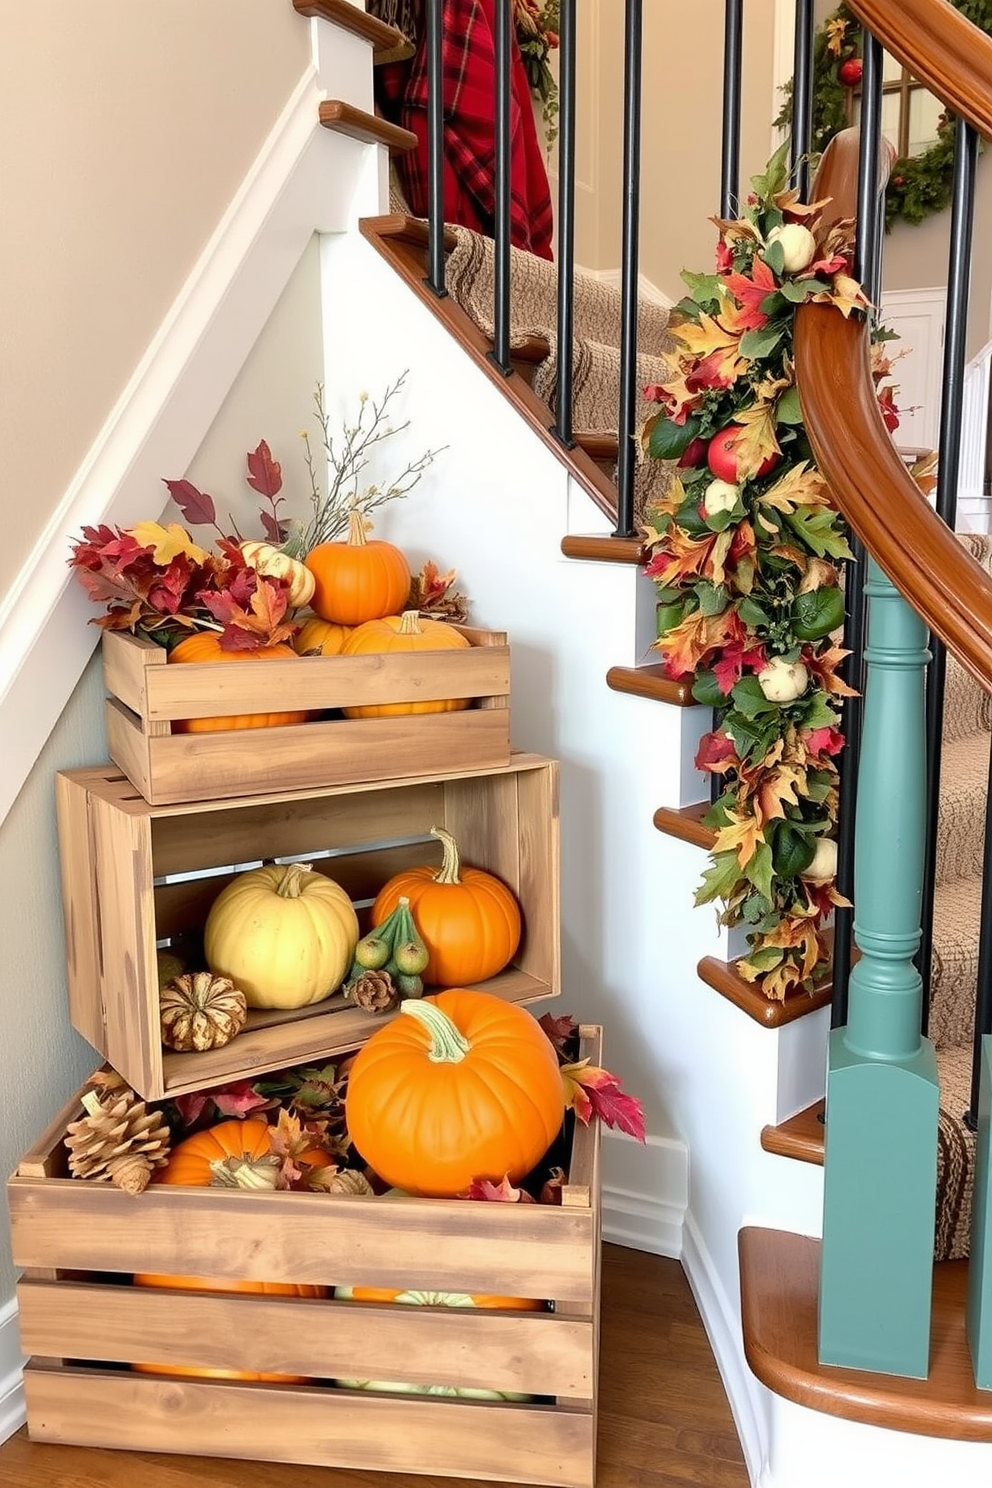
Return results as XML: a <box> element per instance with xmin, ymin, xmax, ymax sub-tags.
<box><xmin>600</xmin><ymin>1129</ymin><xmax>687</xmax><ymax>1258</ymax></box>
<box><xmin>0</xmin><ymin>1300</ymin><xmax>25</xmax><ymax>1446</ymax></box>
<box><xmin>681</xmin><ymin>1209</ymin><xmax>766</xmax><ymax>1488</ymax></box>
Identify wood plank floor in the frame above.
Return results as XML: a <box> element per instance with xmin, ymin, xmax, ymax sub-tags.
<box><xmin>0</xmin><ymin>1244</ymin><xmax>748</xmax><ymax>1488</ymax></box>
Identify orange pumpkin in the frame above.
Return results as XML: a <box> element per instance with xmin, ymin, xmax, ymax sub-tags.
<box><xmin>371</xmin><ymin>826</ymin><xmax>521</xmax><ymax>986</ymax></box>
<box><xmin>133</xmin><ymin>1120</ymin><xmax>329</xmax><ymax>1381</ymax></box>
<box><xmin>167</xmin><ymin>632</ymin><xmax>307</xmax><ymax>732</ymax></box>
<box><xmin>340</xmin><ymin>610</ymin><xmax>471</xmax><ymax>718</ymax></box>
<box><xmin>293</xmin><ymin>613</ymin><xmax>353</xmax><ymax>656</ymax></box>
<box><xmin>343</xmin><ymin>990</ymin><xmax>564</xmax><ymax>1196</ymax></box>
<box><xmin>304</xmin><ymin>510</ymin><xmax>411</xmax><ymax>626</ymax></box>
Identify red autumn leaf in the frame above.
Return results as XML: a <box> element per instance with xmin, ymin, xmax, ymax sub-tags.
<box><xmin>539</xmin><ymin>1167</ymin><xmax>566</xmax><ymax>1205</ymax></box>
<box><xmin>245</xmin><ymin>439</ymin><xmax>283</xmax><ymax>499</ymax></box>
<box><xmin>164</xmin><ymin>478</ymin><xmax>218</xmax><ymax>529</ymax></box>
<box><xmin>722</xmin><ymin>255</ymin><xmax>777</xmax><ymax>331</ymax></box>
<box><xmin>538</xmin><ymin>1011</ymin><xmax>578</xmax><ymax>1052</ymax></box>
<box><xmin>712</xmin><ymin>640</ymin><xmax>768</xmax><ymax>696</ymax></box>
<box><xmin>464</xmin><ymin>1174</ymin><xmax>537</xmax><ymax>1203</ymax></box>
<box><xmin>716</xmin><ymin>239</ymin><xmax>734</xmax><ymax>273</ymax></box>
<box><xmin>804</xmin><ymin>725</ymin><xmax>845</xmax><ymax>758</ymax></box>
<box><xmin>211</xmin><ymin>1080</ymin><xmax>274</xmax><ymax>1119</ymax></box>
<box><xmin>559</xmin><ymin>1060</ymin><xmax>647</xmax><ymax>1142</ymax></box>
<box><xmin>695</xmin><ymin>728</ymin><xmax>739</xmax><ymax>773</ymax></box>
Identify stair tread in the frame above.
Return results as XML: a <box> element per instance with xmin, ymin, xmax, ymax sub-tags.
<box><xmin>318</xmin><ymin>100</ymin><xmax>417</xmax><ymax>153</ymax></box>
<box><xmin>761</xmin><ymin>1101</ymin><xmax>826</xmax><ymax>1164</ymax></box>
<box><xmin>654</xmin><ymin>802</ymin><xmax>714</xmax><ymax>850</ymax></box>
<box><xmin>698</xmin><ymin>956</ymin><xmax>833</xmax><ymax>1028</ymax></box>
<box><xmin>559</xmin><ymin>535</ymin><xmax>649</xmax><ymax>564</ymax></box>
<box><xmin>606</xmin><ymin>664</ymin><xmax>696</xmax><ymax>707</ymax></box>
<box><xmin>739</xmin><ymin>1226</ymin><xmax>992</xmax><ymax>1438</ymax></box>
<box><xmin>293</xmin><ymin>0</ymin><xmax>409</xmax><ymax>60</ymax></box>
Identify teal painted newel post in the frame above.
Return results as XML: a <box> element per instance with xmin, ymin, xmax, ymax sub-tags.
<box><xmin>818</xmin><ymin>558</ymin><xmax>939</xmax><ymax>1378</ymax></box>
<box><xmin>967</xmin><ymin>1037</ymin><xmax>992</xmax><ymax>1385</ymax></box>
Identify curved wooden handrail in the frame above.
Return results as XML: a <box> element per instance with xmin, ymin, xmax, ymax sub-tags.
<box><xmin>794</xmin><ymin>129</ymin><xmax>992</xmax><ymax>692</ymax></box>
<box><xmin>845</xmin><ymin>0</ymin><xmax>992</xmax><ymax>141</ymax></box>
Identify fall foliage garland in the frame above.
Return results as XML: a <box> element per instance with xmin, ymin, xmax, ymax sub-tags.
<box><xmin>641</xmin><ymin>143</ymin><xmax>915</xmax><ymax>1002</ymax></box>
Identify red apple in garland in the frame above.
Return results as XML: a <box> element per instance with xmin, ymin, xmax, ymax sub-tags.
<box><xmin>838</xmin><ymin>56</ymin><xmax>863</xmax><ymax>87</ymax></box>
<box><xmin>707</xmin><ymin>425</ymin><xmax>781</xmax><ymax>483</ymax></box>
<box><xmin>677</xmin><ymin>435</ymin><xmax>710</xmax><ymax>469</ymax></box>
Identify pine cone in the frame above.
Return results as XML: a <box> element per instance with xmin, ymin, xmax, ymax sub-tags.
<box><xmin>349</xmin><ymin>970</ymin><xmax>400</xmax><ymax>1014</ymax></box>
<box><xmin>160</xmin><ymin>971</ymin><xmax>248</xmax><ymax>1052</ymax></box>
<box><xmin>65</xmin><ymin>1071</ymin><xmax>171</xmax><ymax>1194</ymax></box>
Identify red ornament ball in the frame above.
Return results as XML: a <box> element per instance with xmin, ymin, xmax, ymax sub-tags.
<box><xmin>838</xmin><ymin>56</ymin><xmax>863</xmax><ymax>87</ymax></box>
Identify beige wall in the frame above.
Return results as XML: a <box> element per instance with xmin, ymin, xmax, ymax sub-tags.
<box><xmin>0</xmin><ymin>0</ymin><xmax>310</xmax><ymax>599</ymax></box>
<box><xmin>573</xmin><ymin>0</ymin><xmax>777</xmax><ymax>298</ymax></box>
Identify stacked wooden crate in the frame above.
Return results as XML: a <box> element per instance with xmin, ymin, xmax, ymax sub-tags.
<box><xmin>7</xmin><ymin>632</ymin><xmax>602</xmax><ymax>1487</ymax></box>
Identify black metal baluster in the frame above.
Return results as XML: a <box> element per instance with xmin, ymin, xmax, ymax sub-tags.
<box><xmin>614</xmin><ymin>0</ymin><xmax>643</xmax><ymax>537</ymax></box>
<box><xmin>425</xmin><ymin>0</ymin><xmax>446</xmax><ymax>297</ymax></box>
<box><xmin>916</xmin><ymin>118</ymin><xmax>979</xmax><ymax>1053</ymax></box>
<box><xmin>550</xmin><ymin>0</ymin><xmax>577</xmax><ymax>449</ymax></box>
<box><xmin>720</xmin><ymin>0</ymin><xmax>743</xmax><ymax>217</ymax></box>
<box><xmin>490</xmin><ymin>0</ymin><xmax>512</xmax><ymax>375</ymax></box>
<box><xmin>830</xmin><ymin>30</ymin><xmax>883</xmax><ymax>1029</ymax></box>
<box><xmin>790</xmin><ymin>0</ymin><xmax>814</xmax><ymax>200</ymax></box>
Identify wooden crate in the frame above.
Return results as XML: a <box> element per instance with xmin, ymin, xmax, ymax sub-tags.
<box><xmin>103</xmin><ymin>626</ymin><xmax>512</xmax><ymax>805</ymax></box>
<box><xmin>9</xmin><ymin>1032</ymin><xmax>602</xmax><ymax>1488</ymax></box>
<box><xmin>55</xmin><ymin>753</ymin><xmax>560</xmax><ymax>1101</ymax></box>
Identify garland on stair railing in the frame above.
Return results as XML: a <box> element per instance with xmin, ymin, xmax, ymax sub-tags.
<box><xmin>640</xmin><ymin>142</ymin><xmax>928</xmax><ymax>1002</ymax></box>
<box><xmin>775</xmin><ymin>1</ymin><xmax>992</xmax><ymax>229</ymax></box>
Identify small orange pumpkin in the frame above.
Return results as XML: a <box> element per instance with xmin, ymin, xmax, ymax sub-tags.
<box><xmin>304</xmin><ymin>510</ymin><xmax>411</xmax><ymax>626</ymax></box>
<box><xmin>133</xmin><ymin>1120</ymin><xmax>329</xmax><ymax>1382</ymax></box>
<box><xmin>344</xmin><ymin>990</ymin><xmax>565</xmax><ymax>1196</ymax></box>
<box><xmin>340</xmin><ymin>610</ymin><xmax>471</xmax><ymax>718</ymax></box>
<box><xmin>293</xmin><ymin>614</ymin><xmax>353</xmax><ymax>656</ymax></box>
<box><xmin>371</xmin><ymin>826</ymin><xmax>521</xmax><ymax>986</ymax></box>
<box><xmin>167</xmin><ymin>632</ymin><xmax>307</xmax><ymax>732</ymax></box>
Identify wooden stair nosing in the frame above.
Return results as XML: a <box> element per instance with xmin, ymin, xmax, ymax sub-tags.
<box><xmin>318</xmin><ymin>101</ymin><xmax>417</xmax><ymax>154</ymax></box>
<box><xmin>606</xmin><ymin>664</ymin><xmax>696</xmax><ymax>707</ymax></box>
<box><xmin>698</xmin><ymin>958</ymin><xmax>833</xmax><ymax>1029</ymax></box>
<box><xmin>560</xmin><ymin>535</ymin><xmax>649</xmax><ymax>564</ymax></box>
<box><xmin>359</xmin><ymin>214</ymin><xmax>622</xmax><ymax>525</ymax></box>
<box><xmin>760</xmin><ymin>1100</ymin><xmax>826</xmax><ymax>1164</ymax></box>
<box><xmin>653</xmin><ymin>801</ymin><xmax>714</xmax><ymax>850</ymax></box>
<box><xmin>293</xmin><ymin>0</ymin><xmax>409</xmax><ymax>60</ymax></box>
<box><xmin>740</xmin><ymin>1226</ymin><xmax>992</xmax><ymax>1440</ymax></box>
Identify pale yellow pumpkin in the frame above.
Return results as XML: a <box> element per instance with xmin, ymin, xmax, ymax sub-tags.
<box><xmin>240</xmin><ymin>541</ymin><xmax>316</xmax><ymax>609</ymax></box>
<box><xmin>204</xmin><ymin>861</ymin><xmax>359</xmax><ymax>1010</ymax></box>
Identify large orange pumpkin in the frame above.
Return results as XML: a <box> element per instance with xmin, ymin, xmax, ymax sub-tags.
<box><xmin>333</xmin><ymin>1285</ymin><xmax>544</xmax><ymax>1399</ymax></box>
<box><xmin>167</xmin><ymin>632</ymin><xmax>307</xmax><ymax>732</ymax></box>
<box><xmin>133</xmin><ymin>1120</ymin><xmax>329</xmax><ymax>1381</ymax></box>
<box><xmin>371</xmin><ymin>826</ymin><xmax>521</xmax><ymax>986</ymax></box>
<box><xmin>343</xmin><ymin>990</ymin><xmax>565</xmax><ymax>1196</ymax></box>
<box><xmin>340</xmin><ymin>610</ymin><xmax>471</xmax><ymax>718</ymax></box>
<box><xmin>304</xmin><ymin>510</ymin><xmax>411</xmax><ymax>626</ymax></box>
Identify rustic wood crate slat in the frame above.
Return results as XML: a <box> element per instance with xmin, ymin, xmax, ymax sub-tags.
<box><xmin>102</xmin><ymin>628</ymin><xmax>513</xmax><ymax>805</ymax></box>
<box><xmin>54</xmin><ymin>755</ymin><xmax>561</xmax><ymax>1100</ymax></box>
<box><xmin>9</xmin><ymin>1033</ymin><xmax>603</xmax><ymax>1486</ymax></box>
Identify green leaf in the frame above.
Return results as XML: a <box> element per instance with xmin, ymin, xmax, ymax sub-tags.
<box><xmin>731</xmin><ymin>674</ymin><xmax>777</xmax><ymax>719</ymax></box>
<box><xmin>776</xmin><ymin>385</ymin><xmax>803</xmax><ymax>424</ymax></box>
<box><xmin>745</xmin><ymin>839</ymin><xmax>775</xmax><ymax>901</ymax></box>
<box><xmin>656</xmin><ymin>601</ymin><xmax>686</xmax><ymax>636</ymax></box>
<box><xmin>680</xmin><ymin>269</ymin><xmax>722</xmax><ymax>308</ymax></box>
<box><xmin>739</xmin><ymin>323</ymin><xmax>785</xmax><ymax>360</ymax></box>
<box><xmin>726</xmin><ymin>712</ymin><xmax>779</xmax><ymax>764</ymax></box>
<box><xmin>795</xmin><ymin>690</ymin><xmax>840</xmax><ymax>732</ymax></box>
<box><xmin>751</xmin><ymin>137</ymin><xmax>791</xmax><ymax>201</ymax></box>
<box><xmin>741</xmin><ymin>943</ymin><xmax>786</xmax><ymax>972</ymax></box>
<box><xmin>694</xmin><ymin>850</ymin><xmax>745</xmax><ymax>907</ymax></box>
<box><xmin>675</xmin><ymin>495</ymin><xmax>710</xmax><ymax>537</ymax></box>
<box><xmin>780</xmin><ymin>278</ymin><xmax>814</xmax><ymax>304</ymax></box>
<box><xmin>738</xmin><ymin>595</ymin><xmax>772</xmax><ymax>629</ymax></box>
<box><xmin>771</xmin><ymin>820</ymin><xmax>816</xmax><ymax>879</ymax></box>
<box><xmin>762</xmin><ymin>239</ymin><xmax>785</xmax><ymax>277</ymax></box>
<box><xmin>648</xmin><ymin>413</ymin><xmax>703</xmax><ymax>462</ymax></box>
<box><xmin>691</xmin><ymin>669</ymin><xmax>728</xmax><ymax>708</ymax></box>
<box><xmin>783</xmin><ymin>505</ymin><xmax>855</xmax><ymax>560</ymax></box>
<box><xmin>696</xmin><ymin>582</ymin><xmax>729</xmax><ymax>617</ymax></box>
<box><xmin>742</xmin><ymin>891</ymin><xmax>775</xmax><ymax>925</ymax></box>
<box><xmin>790</xmin><ymin>586</ymin><xmax>846</xmax><ymax>641</ymax></box>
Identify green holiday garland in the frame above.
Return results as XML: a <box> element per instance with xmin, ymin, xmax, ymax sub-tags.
<box><xmin>777</xmin><ymin>1</ymin><xmax>992</xmax><ymax>228</ymax></box>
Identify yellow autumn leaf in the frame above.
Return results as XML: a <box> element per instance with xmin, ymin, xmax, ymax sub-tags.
<box><xmin>712</xmin><ymin>810</ymin><xmax>766</xmax><ymax>870</ymax></box>
<box><xmin>758</xmin><ymin>462</ymin><xmax>832</xmax><ymax>513</ymax></box>
<box><xmin>755</xmin><ymin>764</ymin><xmax>806</xmax><ymax>826</ymax></box>
<box><xmin>127</xmin><ymin>521</ymin><xmax>210</xmax><ymax>567</ymax></box>
<box><xmin>731</xmin><ymin>400</ymin><xmax>781</xmax><ymax>479</ymax></box>
<box><xmin>811</xmin><ymin>272</ymin><xmax>871</xmax><ymax>319</ymax></box>
<box><xmin>676</xmin><ymin>313</ymin><xmax>749</xmax><ymax>384</ymax></box>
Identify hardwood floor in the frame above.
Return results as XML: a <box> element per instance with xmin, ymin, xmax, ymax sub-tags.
<box><xmin>0</xmin><ymin>1244</ymin><xmax>748</xmax><ymax>1488</ymax></box>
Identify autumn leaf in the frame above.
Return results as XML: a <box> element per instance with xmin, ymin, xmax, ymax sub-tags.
<box><xmin>538</xmin><ymin>1011</ymin><xmax>578</xmax><ymax>1053</ymax></box>
<box><xmin>126</xmin><ymin>521</ymin><xmax>211</xmax><ymax>568</ymax></box>
<box><xmin>755</xmin><ymin>763</ymin><xmax>806</xmax><ymax>825</ymax></box>
<box><xmin>810</xmin><ymin>272</ymin><xmax>870</xmax><ymax>319</ymax></box>
<box><xmin>713</xmin><ymin>809</ymin><xmax>766</xmax><ymax>869</ymax></box>
<box><xmin>656</xmin><ymin>608</ymin><xmax>739</xmax><ymax>678</ymax></box>
<box><xmin>173</xmin><ymin>1078</ymin><xmax>273</xmax><ymax>1129</ymax></box>
<box><xmin>464</xmin><ymin>1174</ymin><xmax>537</xmax><ymax>1203</ymax></box>
<box><xmin>721</xmin><ymin>256</ymin><xmax>778</xmax><ymax>332</ymax></box>
<box><xmin>675</xmin><ymin>312</ymin><xmax>749</xmax><ymax>385</ymax></box>
<box><xmin>559</xmin><ymin>1060</ymin><xmax>647</xmax><ymax>1141</ymax></box>
<box><xmin>731</xmin><ymin>401</ymin><xmax>781</xmax><ymax>480</ymax></box>
<box><xmin>539</xmin><ymin>1167</ymin><xmax>566</xmax><ymax>1205</ymax></box>
<box><xmin>758</xmin><ymin>462</ymin><xmax>832</xmax><ymax>514</ymax></box>
<box><xmin>163</xmin><ymin>478</ymin><xmax>218</xmax><ymax>529</ymax></box>
<box><xmin>245</xmin><ymin>439</ymin><xmax>283</xmax><ymax>499</ymax></box>
<box><xmin>200</xmin><ymin>572</ymin><xmax>296</xmax><ymax>649</ymax></box>
<box><xmin>644</xmin><ymin>525</ymin><xmax>716</xmax><ymax>588</ymax></box>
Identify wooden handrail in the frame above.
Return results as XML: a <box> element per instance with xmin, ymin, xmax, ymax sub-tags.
<box><xmin>845</xmin><ymin>0</ymin><xmax>992</xmax><ymax>141</ymax></box>
<box><xmin>794</xmin><ymin>130</ymin><xmax>992</xmax><ymax>694</ymax></box>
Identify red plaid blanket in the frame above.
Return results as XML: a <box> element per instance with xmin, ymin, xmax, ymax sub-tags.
<box><xmin>379</xmin><ymin>0</ymin><xmax>554</xmax><ymax>259</ymax></box>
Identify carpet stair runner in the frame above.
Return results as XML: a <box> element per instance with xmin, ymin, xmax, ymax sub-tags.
<box><xmin>382</xmin><ymin>204</ymin><xmax>992</xmax><ymax>1261</ymax></box>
